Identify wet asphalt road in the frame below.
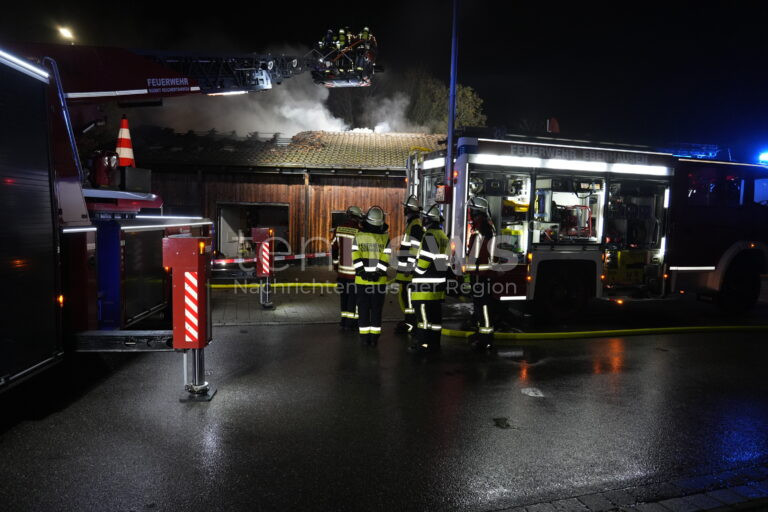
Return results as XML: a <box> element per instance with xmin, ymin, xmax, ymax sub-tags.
<box><xmin>1</xmin><ymin>326</ymin><xmax>768</xmax><ymax>511</ymax></box>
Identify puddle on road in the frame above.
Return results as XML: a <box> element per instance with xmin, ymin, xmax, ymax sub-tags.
<box><xmin>520</xmin><ymin>387</ymin><xmax>545</xmax><ymax>398</ymax></box>
<box><xmin>492</xmin><ymin>417</ymin><xmax>513</xmax><ymax>429</ymax></box>
<box><xmin>498</xmin><ymin>346</ymin><xmax>547</xmax><ymax>365</ymax></box>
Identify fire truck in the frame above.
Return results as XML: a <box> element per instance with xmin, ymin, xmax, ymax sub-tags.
<box><xmin>409</xmin><ymin>135</ymin><xmax>768</xmax><ymax>323</ymax></box>
<box><xmin>0</xmin><ymin>40</ymin><xmax>364</xmax><ymax>392</ymax></box>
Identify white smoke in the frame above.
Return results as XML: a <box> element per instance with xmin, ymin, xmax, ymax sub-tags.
<box><xmin>134</xmin><ymin>50</ymin><xmax>430</xmax><ymax>136</ymax></box>
<box><xmin>135</xmin><ymin>72</ymin><xmax>348</xmax><ymax>136</ymax></box>
<box><xmin>360</xmin><ymin>93</ymin><xmax>428</xmax><ymax>133</ymax></box>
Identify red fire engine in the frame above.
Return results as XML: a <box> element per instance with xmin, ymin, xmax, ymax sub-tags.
<box><xmin>409</xmin><ymin>136</ymin><xmax>768</xmax><ymax>323</ymax></box>
<box><xmin>0</xmin><ymin>40</ymin><xmax>336</xmax><ymax>392</ymax></box>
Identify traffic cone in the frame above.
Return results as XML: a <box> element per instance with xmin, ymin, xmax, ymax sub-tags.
<box><xmin>116</xmin><ymin>115</ymin><xmax>135</xmax><ymax>167</ymax></box>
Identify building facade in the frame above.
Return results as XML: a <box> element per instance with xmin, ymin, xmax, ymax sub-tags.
<box><xmin>136</xmin><ymin>129</ymin><xmax>443</xmax><ymax>256</ymax></box>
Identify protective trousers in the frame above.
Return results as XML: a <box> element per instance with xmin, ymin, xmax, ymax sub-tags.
<box><xmin>357</xmin><ymin>284</ymin><xmax>387</xmax><ymax>343</ymax></box>
<box><xmin>413</xmin><ymin>300</ymin><xmax>442</xmax><ymax>350</ymax></box>
<box><xmin>397</xmin><ymin>282</ymin><xmax>416</xmax><ymax>332</ymax></box>
<box><xmin>472</xmin><ymin>278</ymin><xmax>495</xmax><ymax>345</ymax></box>
<box><xmin>338</xmin><ymin>279</ymin><xmax>358</xmax><ymax>328</ymax></box>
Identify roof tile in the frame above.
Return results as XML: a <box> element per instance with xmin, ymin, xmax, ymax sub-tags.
<box><xmin>136</xmin><ymin>130</ymin><xmax>444</xmax><ymax>170</ymax></box>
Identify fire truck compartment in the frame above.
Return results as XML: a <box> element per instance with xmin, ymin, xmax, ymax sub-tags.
<box><xmin>0</xmin><ymin>58</ymin><xmax>63</xmax><ymax>388</ymax></box>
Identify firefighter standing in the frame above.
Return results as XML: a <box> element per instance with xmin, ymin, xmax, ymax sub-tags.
<box><xmin>395</xmin><ymin>195</ymin><xmax>424</xmax><ymax>334</ymax></box>
<box><xmin>319</xmin><ymin>29</ymin><xmax>335</xmax><ymax>51</ymax></box>
<box><xmin>466</xmin><ymin>196</ymin><xmax>498</xmax><ymax>351</ymax></box>
<box><xmin>332</xmin><ymin>206</ymin><xmax>363</xmax><ymax>330</ymax></box>
<box><xmin>409</xmin><ymin>204</ymin><xmax>450</xmax><ymax>353</ymax></box>
<box><xmin>352</xmin><ymin>206</ymin><xmax>391</xmax><ymax>346</ymax></box>
<box><xmin>336</xmin><ymin>29</ymin><xmax>347</xmax><ymax>50</ymax></box>
<box><xmin>356</xmin><ymin>26</ymin><xmax>376</xmax><ymax>73</ymax></box>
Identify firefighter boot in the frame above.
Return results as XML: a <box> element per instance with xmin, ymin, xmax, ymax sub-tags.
<box><xmin>428</xmin><ymin>330</ymin><xmax>442</xmax><ymax>353</ymax></box>
<box><xmin>408</xmin><ymin>331</ymin><xmax>428</xmax><ymax>353</ymax></box>
<box><xmin>394</xmin><ymin>320</ymin><xmax>410</xmax><ymax>334</ymax></box>
<box><xmin>369</xmin><ymin>334</ymin><xmax>380</xmax><ymax>347</ymax></box>
<box><xmin>469</xmin><ymin>333</ymin><xmax>494</xmax><ymax>352</ymax></box>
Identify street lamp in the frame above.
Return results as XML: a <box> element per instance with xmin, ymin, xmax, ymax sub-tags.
<box><xmin>58</xmin><ymin>27</ymin><xmax>75</xmax><ymax>45</ymax></box>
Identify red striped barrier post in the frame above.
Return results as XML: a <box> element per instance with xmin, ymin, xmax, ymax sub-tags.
<box><xmin>162</xmin><ymin>236</ymin><xmax>216</xmax><ymax>402</ymax></box>
<box><xmin>252</xmin><ymin>228</ymin><xmax>275</xmax><ymax>309</ymax></box>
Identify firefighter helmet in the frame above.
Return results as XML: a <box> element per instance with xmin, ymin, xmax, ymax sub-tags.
<box><xmin>346</xmin><ymin>205</ymin><xmax>363</xmax><ymax>219</ymax></box>
<box><xmin>339</xmin><ymin>28</ymin><xmax>345</xmax><ymax>34</ymax></box>
<box><xmin>468</xmin><ymin>196</ymin><xmax>490</xmax><ymax>214</ymax></box>
<box><xmin>422</xmin><ymin>204</ymin><xmax>444</xmax><ymax>224</ymax></box>
<box><xmin>403</xmin><ymin>195</ymin><xmax>421</xmax><ymax>214</ymax></box>
<box><xmin>365</xmin><ymin>206</ymin><xmax>385</xmax><ymax>227</ymax></box>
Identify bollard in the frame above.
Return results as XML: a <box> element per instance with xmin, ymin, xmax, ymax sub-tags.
<box><xmin>162</xmin><ymin>236</ymin><xmax>217</xmax><ymax>402</ymax></box>
<box><xmin>252</xmin><ymin>227</ymin><xmax>274</xmax><ymax>309</ymax></box>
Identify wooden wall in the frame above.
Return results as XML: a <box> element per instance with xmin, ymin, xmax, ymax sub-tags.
<box><xmin>307</xmin><ymin>175</ymin><xmax>406</xmax><ymax>252</ymax></box>
<box><xmin>151</xmin><ymin>170</ymin><xmax>201</xmax><ymax>215</ymax></box>
<box><xmin>152</xmin><ymin>168</ymin><xmax>407</xmax><ymax>254</ymax></box>
<box><xmin>204</xmin><ymin>173</ymin><xmax>306</xmax><ymax>250</ymax></box>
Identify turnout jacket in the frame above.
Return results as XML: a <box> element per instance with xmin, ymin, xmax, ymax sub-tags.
<box><xmin>411</xmin><ymin>226</ymin><xmax>450</xmax><ymax>301</ymax></box>
<box><xmin>395</xmin><ymin>216</ymin><xmax>424</xmax><ymax>283</ymax></box>
<box><xmin>352</xmin><ymin>223</ymin><xmax>391</xmax><ymax>285</ymax></box>
<box><xmin>331</xmin><ymin>219</ymin><xmax>359</xmax><ymax>280</ymax></box>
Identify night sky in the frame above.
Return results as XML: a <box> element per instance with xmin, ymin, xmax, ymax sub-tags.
<box><xmin>3</xmin><ymin>2</ymin><xmax>768</xmax><ymax>161</ymax></box>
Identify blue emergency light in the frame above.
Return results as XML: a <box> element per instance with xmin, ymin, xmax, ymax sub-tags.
<box><xmin>758</xmin><ymin>152</ymin><xmax>768</xmax><ymax>164</ymax></box>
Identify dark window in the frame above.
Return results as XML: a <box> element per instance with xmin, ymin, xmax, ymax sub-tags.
<box><xmin>686</xmin><ymin>168</ymin><xmax>719</xmax><ymax>207</ymax></box>
<box><xmin>755</xmin><ymin>178</ymin><xmax>768</xmax><ymax>205</ymax></box>
<box><xmin>723</xmin><ymin>174</ymin><xmax>745</xmax><ymax>207</ymax></box>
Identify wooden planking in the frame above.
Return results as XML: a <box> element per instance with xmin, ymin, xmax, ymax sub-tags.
<box><xmin>307</xmin><ymin>175</ymin><xmax>406</xmax><ymax>252</ymax></box>
<box><xmin>204</xmin><ymin>173</ymin><xmax>305</xmax><ymax>250</ymax></box>
<box><xmin>151</xmin><ymin>171</ymin><xmax>201</xmax><ymax>212</ymax></box>
<box><xmin>152</xmin><ymin>169</ymin><xmax>407</xmax><ymax>255</ymax></box>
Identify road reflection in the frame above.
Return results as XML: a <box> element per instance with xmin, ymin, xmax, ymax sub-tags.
<box><xmin>592</xmin><ymin>338</ymin><xmax>625</xmax><ymax>375</ymax></box>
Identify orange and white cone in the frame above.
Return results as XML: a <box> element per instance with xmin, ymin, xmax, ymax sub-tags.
<box><xmin>116</xmin><ymin>115</ymin><xmax>135</xmax><ymax>167</ymax></box>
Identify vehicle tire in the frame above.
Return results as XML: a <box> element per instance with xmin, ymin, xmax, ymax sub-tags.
<box><xmin>717</xmin><ymin>263</ymin><xmax>761</xmax><ymax>314</ymax></box>
<box><xmin>533</xmin><ymin>268</ymin><xmax>589</xmax><ymax>325</ymax></box>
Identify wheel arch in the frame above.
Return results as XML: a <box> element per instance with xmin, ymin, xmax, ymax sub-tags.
<box><xmin>706</xmin><ymin>241</ymin><xmax>768</xmax><ymax>292</ymax></box>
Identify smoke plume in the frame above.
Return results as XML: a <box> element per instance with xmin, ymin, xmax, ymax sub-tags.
<box><xmin>135</xmin><ymin>72</ymin><xmax>348</xmax><ymax>136</ymax></box>
<box><xmin>360</xmin><ymin>93</ymin><xmax>428</xmax><ymax>133</ymax></box>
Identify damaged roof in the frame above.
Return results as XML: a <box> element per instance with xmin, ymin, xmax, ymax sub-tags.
<box><xmin>134</xmin><ymin>129</ymin><xmax>444</xmax><ymax>170</ymax></box>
